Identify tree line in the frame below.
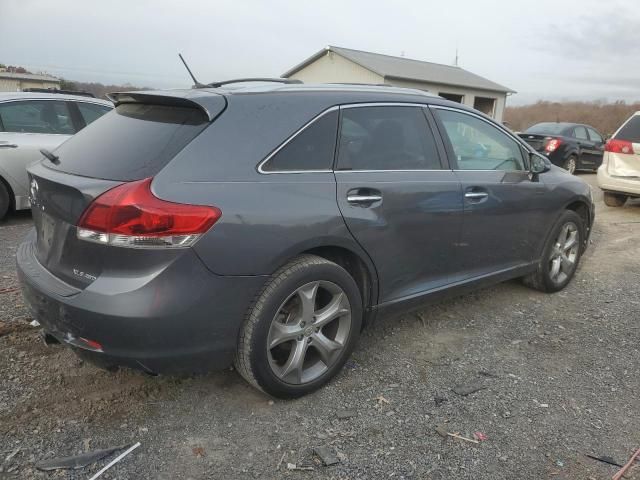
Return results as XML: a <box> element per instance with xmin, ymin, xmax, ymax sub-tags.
<box><xmin>504</xmin><ymin>100</ymin><xmax>640</xmax><ymax>136</ymax></box>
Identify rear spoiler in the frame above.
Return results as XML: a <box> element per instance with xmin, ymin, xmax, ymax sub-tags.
<box><xmin>107</xmin><ymin>90</ymin><xmax>226</xmax><ymax>122</ymax></box>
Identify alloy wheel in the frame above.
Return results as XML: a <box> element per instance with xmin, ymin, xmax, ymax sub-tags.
<box><xmin>565</xmin><ymin>157</ymin><xmax>576</xmax><ymax>174</ymax></box>
<box><xmin>549</xmin><ymin>222</ymin><xmax>579</xmax><ymax>284</ymax></box>
<box><xmin>267</xmin><ymin>281</ymin><xmax>352</xmax><ymax>385</ymax></box>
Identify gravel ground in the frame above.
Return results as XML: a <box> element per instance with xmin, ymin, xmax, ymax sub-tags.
<box><xmin>0</xmin><ymin>174</ymin><xmax>638</xmax><ymax>479</ymax></box>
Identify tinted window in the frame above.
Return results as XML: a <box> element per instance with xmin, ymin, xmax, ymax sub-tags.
<box><xmin>337</xmin><ymin>106</ymin><xmax>441</xmax><ymax>170</ymax></box>
<box><xmin>262</xmin><ymin>110</ymin><xmax>338</xmax><ymax>172</ymax></box>
<box><xmin>574</xmin><ymin>126</ymin><xmax>588</xmax><ymax>140</ymax></box>
<box><xmin>0</xmin><ymin>100</ymin><xmax>75</xmax><ymax>134</ymax></box>
<box><xmin>587</xmin><ymin>127</ymin><xmax>603</xmax><ymax>143</ymax></box>
<box><xmin>50</xmin><ymin>103</ymin><xmax>208</xmax><ymax>181</ymax></box>
<box><xmin>615</xmin><ymin>115</ymin><xmax>640</xmax><ymax>143</ymax></box>
<box><xmin>77</xmin><ymin>102</ymin><xmax>112</xmax><ymax>126</ymax></box>
<box><xmin>436</xmin><ymin>109</ymin><xmax>525</xmax><ymax>171</ymax></box>
<box><xmin>525</xmin><ymin>123</ymin><xmax>567</xmax><ymax>135</ymax></box>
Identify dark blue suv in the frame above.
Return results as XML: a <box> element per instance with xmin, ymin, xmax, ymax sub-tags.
<box><xmin>17</xmin><ymin>82</ymin><xmax>594</xmax><ymax>398</ymax></box>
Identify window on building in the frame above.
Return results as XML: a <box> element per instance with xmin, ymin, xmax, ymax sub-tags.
<box><xmin>473</xmin><ymin>97</ymin><xmax>496</xmax><ymax>117</ymax></box>
<box><xmin>439</xmin><ymin>93</ymin><xmax>464</xmax><ymax>103</ymax></box>
<box><xmin>337</xmin><ymin>106</ymin><xmax>441</xmax><ymax>170</ymax></box>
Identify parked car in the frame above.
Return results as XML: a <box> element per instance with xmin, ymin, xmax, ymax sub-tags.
<box><xmin>597</xmin><ymin>111</ymin><xmax>640</xmax><ymax>206</ymax></box>
<box><xmin>16</xmin><ymin>82</ymin><xmax>594</xmax><ymax>398</ymax></box>
<box><xmin>0</xmin><ymin>92</ymin><xmax>113</xmax><ymax>219</ymax></box>
<box><xmin>518</xmin><ymin>122</ymin><xmax>605</xmax><ymax>174</ymax></box>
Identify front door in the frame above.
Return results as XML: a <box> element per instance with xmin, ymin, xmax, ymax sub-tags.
<box><xmin>334</xmin><ymin>104</ymin><xmax>463</xmax><ymax>304</ymax></box>
<box><xmin>431</xmin><ymin>107</ymin><xmax>550</xmax><ymax>281</ymax></box>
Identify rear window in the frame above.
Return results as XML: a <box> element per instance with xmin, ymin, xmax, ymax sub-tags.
<box><xmin>525</xmin><ymin>123</ymin><xmax>568</xmax><ymax>135</ymax></box>
<box><xmin>49</xmin><ymin>103</ymin><xmax>209</xmax><ymax>181</ymax></box>
<box><xmin>615</xmin><ymin>115</ymin><xmax>640</xmax><ymax>143</ymax></box>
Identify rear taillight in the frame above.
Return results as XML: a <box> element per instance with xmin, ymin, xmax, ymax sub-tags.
<box><xmin>605</xmin><ymin>138</ymin><xmax>634</xmax><ymax>154</ymax></box>
<box><xmin>544</xmin><ymin>138</ymin><xmax>562</xmax><ymax>152</ymax></box>
<box><xmin>77</xmin><ymin>178</ymin><xmax>221</xmax><ymax>248</ymax></box>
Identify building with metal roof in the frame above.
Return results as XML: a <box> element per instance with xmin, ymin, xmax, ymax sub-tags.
<box><xmin>0</xmin><ymin>71</ymin><xmax>61</xmax><ymax>93</ymax></box>
<box><xmin>282</xmin><ymin>46</ymin><xmax>515</xmax><ymax>122</ymax></box>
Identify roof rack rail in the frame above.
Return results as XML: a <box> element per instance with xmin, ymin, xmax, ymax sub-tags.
<box><xmin>207</xmin><ymin>78</ymin><xmax>302</xmax><ymax>88</ymax></box>
<box><xmin>326</xmin><ymin>82</ymin><xmax>391</xmax><ymax>87</ymax></box>
<box><xmin>21</xmin><ymin>88</ymin><xmax>96</xmax><ymax>98</ymax></box>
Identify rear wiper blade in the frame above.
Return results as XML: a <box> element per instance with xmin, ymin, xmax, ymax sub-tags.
<box><xmin>40</xmin><ymin>148</ymin><xmax>60</xmax><ymax>165</ymax></box>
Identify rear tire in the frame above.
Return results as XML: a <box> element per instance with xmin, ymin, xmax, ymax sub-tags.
<box><xmin>563</xmin><ymin>155</ymin><xmax>577</xmax><ymax>174</ymax></box>
<box><xmin>603</xmin><ymin>192</ymin><xmax>627</xmax><ymax>207</ymax></box>
<box><xmin>523</xmin><ymin>210</ymin><xmax>584</xmax><ymax>293</ymax></box>
<box><xmin>0</xmin><ymin>181</ymin><xmax>10</xmax><ymax>220</ymax></box>
<box><xmin>235</xmin><ymin>254</ymin><xmax>362</xmax><ymax>398</ymax></box>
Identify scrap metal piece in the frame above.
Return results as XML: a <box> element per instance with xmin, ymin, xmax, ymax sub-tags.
<box><xmin>36</xmin><ymin>445</ymin><xmax>128</xmax><ymax>471</ymax></box>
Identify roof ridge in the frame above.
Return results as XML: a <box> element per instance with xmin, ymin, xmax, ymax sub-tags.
<box><xmin>329</xmin><ymin>45</ymin><xmax>463</xmax><ymax>71</ymax></box>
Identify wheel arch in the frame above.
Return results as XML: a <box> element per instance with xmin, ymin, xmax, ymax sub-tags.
<box><xmin>564</xmin><ymin>199</ymin><xmax>592</xmax><ymax>252</ymax></box>
<box><xmin>0</xmin><ymin>173</ymin><xmax>15</xmax><ymax>212</ymax></box>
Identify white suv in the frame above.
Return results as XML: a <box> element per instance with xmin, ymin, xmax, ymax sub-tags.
<box><xmin>597</xmin><ymin>111</ymin><xmax>640</xmax><ymax>207</ymax></box>
<box><xmin>0</xmin><ymin>92</ymin><xmax>112</xmax><ymax>219</ymax></box>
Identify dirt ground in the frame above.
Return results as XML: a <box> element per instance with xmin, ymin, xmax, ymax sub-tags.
<box><xmin>1</xmin><ymin>173</ymin><xmax>638</xmax><ymax>479</ymax></box>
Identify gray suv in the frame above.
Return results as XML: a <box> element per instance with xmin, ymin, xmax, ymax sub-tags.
<box><xmin>16</xmin><ymin>82</ymin><xmax>594</xmax><ymax>398</ymax></box>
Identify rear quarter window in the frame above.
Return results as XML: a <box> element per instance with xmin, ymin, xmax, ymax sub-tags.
<box><xmin>49</xmin><ymin>103</ymin><xmax>209</xmax><ymax>181</ymax></box>
<box><xmin>615</xmin><ymin>115</ymin><xmax>640</xmax><ymax>143</ymax></box>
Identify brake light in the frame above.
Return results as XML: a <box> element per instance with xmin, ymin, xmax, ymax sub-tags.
<box><xmin>605</xmin><ymin>138</ymin><xmax>634</xmax><ymax>154</ymax></box>
<box><xmin>545</xmin><ymin>138</ymin><xmax>562</xmax><ymax>152</ymax></box>
<box><xmin>77</xmin><ymin>178</ymin><xmax>221</xmax><ymax>248</ymax></box>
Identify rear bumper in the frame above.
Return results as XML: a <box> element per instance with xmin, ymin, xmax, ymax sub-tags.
<box><xmin>597</xmin><ymin>166</ymin><xmax>640</xmax><ymax>197</ymax></box>
<box><xmin>17</xmin><ymin>231</ymin><xmax>266</xmax><ymax>374</ymax></box>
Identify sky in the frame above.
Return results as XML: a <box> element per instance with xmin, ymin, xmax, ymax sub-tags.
<box><xmin>1</xmin><ymin>0</ymin><xmax>638</xmax><ymax>106</ymax></box>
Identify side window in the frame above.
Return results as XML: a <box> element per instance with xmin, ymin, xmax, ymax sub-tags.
<box><xmin>574</xmin><ymin>126</ymin><xmax>588</xmax><ymax>140</ymax></box>
<box><xmin>261</xmin><ymin>110</ymin><xmax>338</xmax><ymax>172</ymax></box>
<box><xmin>587</xmin><ymin>127</ymin><xmax>603</xmax><ymax>144</ymax></box>
<box><xmin>434</xmin><ymin>109</ymin><xmax>525</xmax><ymax>171</ymax></box>
<box><xmin>615</xmin><ymin>115</ymin><xmax>640</xmax><ymax>143</ymax></box>
<box><xmin>77</xmin><ymin>102</ymin><xmax>112</xmax><ymax>127</ymax></box>
<box><xmin>0</xmin><ymin>100</ymin><xmax>75</xmax><ymax>134</ymax></box>
<box><xmin>337</xmin><ymin>106</ymin><xmax>441</xmax><ymax>170</ymax></box>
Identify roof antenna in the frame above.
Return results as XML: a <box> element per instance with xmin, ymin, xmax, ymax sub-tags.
<box><xmin>178</xmin><ymin>53</ymin><xmax>206</xmax><ymax>88</ymax></box>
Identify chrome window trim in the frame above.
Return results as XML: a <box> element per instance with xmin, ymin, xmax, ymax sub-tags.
<box><xmin>335</xmin><ymin>169</ymin><xmax>447</xmax><ymax>173</ymax></box>
<box><xmin>431</xmin><ymin>105</ymin><xmax>532</xmax><ymax>171</ymax></box>
<box><xmin>257</xmin><ymin>106</ymin><xmax>339</xmax><ymax>175</ymax></box>
<box><xmin>257</xmin><ymin>102</ymin><xmax>435</xmax><ymax>175</ymax></box>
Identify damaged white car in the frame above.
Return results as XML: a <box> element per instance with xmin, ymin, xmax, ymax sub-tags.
<box><xmin>598</xmin><ymin>111</ymin><xmax>640</xmax><ymax>206</ymax></box>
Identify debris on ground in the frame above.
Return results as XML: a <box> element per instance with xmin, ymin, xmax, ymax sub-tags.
<box><xmin>611</xmin><ymin>447</ymin><xmax>640</xmax><ymax>480</ymax></box>
<box><xmin>435</xmin><ymin>425</ymin><xmax>449</xmax><ymax>439</ymax></box>
<box><xmin>87</xmin><ymin>442</ymin><xmax>141</xmax><ymax>480</ymax></box>
<box><xmin>434</xmin><ymin>395</ymin><xmax>448</xmax><ymax>406</ymax></box>
<box><xmin>584</xmin><ymin>453</ymin><xmax>623</xmax><ymax>468</ymax></box>
<box><xmin>336</xmin><ymin>409</ymin><xmax>356</xmax><ymax>420</ymax></box>
<box><xmin>287</xmin><ymin>462</ymin><xmax>313</xmax><ymax>471</ymax></box>
<box><xmin>374</xmin><ymin>395</ymin><xmax>390</xmax><ymax>405</ymax></box>
<box><xmin>314</xmin><ymin>446</ymin><xmax>341</xmax><ymax>466</ymax></box>
<box><xmin>473</xmin><ymin>432</ymin><xmax>488</xmax><ymax>442</ymax></box>
<box><xmin>35</xmin><ymin>445</ymin><xmax>130</xmax><ymax>471</ymax></box>
<box><xmin>276</xmin><ymin>452</ymin><xmax>286</xmax><ymax>470</ymax></box>
<box><xmin>447</xmin><ymin>432</ymin><xmax>480</xmax><ymax>444</ymax></box>
<box><xmin>452</xmin><ymin>382</ymin><xmax>486</xmax><ymax>396</ymax></box>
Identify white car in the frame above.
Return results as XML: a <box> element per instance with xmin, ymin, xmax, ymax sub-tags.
<box><xmin>0</xmin><ymin>92</ymin><xmax>112</xmax><ymax>219</ymax></box>
<box><xmin>597</xmin><ymin>111</ymin><xmax>640</xmax><ymax>206</ymax></box>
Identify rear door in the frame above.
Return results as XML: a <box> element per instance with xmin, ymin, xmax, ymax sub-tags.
<box><xmin>432</xmin><ymin>107</ymin><xmax>549</xmax><ymax>281</ymax></box>
<box><xmin>573</xmin><ymin>125</ymin><xmax>598</xmax><ymax>169</ymax></box>
<box><xmin>335</xmin><ymin>104</ymin><xmax>463</xmax><ymax>304</ymax></box>
<box><xmin>0</xmin><ymin>100</ymin><xmax>76</xmax><ymax>204</ymax></box>
<box><xmin>586</xmin><ymin>127</ymin><xmax>605</xmax><ymax>168</ymax></box>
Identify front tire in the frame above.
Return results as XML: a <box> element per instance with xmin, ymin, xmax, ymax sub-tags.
<box><xmin>563</xmin><ymin>155</ymin><xmax>577</xmax><ymax>174</ymax></box>
<box><xmin>523</xmin><ymin>210</ymin><xmax>584</xmax><ymax>293</ymax></box>
<box><xmin>235</xmin><ymin>255</ymin><xmax>362</xmax><ymax>398</ymax></box>
<box><xmin>603</xmin><ymin>192</ymin><xmax>627</xmax><ymax>207</ymax></box>
<box><xmin>0</xmin><ymin>181</ymin><xmax>10</xmax><ymax>220</ymax></box>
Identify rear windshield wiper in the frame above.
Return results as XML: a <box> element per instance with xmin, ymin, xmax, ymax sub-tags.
<box><xmin>40</xmin><ymin>148</ymin><xmax>60</xmax><ymax>165</ymax></box>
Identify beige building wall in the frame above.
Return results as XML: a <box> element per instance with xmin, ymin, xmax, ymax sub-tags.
<box><xmin>386</xmin><ymin>77</ymin><xmax>507</xmax><ymax>123</ymax></box>
<box><xmin>288</xmin><ymin>51</ymin><xmax>383</xmax><ymax>85</ymax></box>
<box><xmin>0</xmin><ymin>78</ymin><xmax>60</xmax><ymax>92</ymax></box>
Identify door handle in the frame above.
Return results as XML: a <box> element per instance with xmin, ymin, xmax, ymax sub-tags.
<box><xmin>347</xmin><ymin>194</ymin><xmax>383</xmax><ymax>204</ymax></box>
<box><xmin>0</xmin><ymin>143</ymin><xmax>18</xmax><ymax>148</ymax></box>
<box><xmin>464</xmin><ymin>192</ymin><xmax>488</xmax><ymax>200</ymax></box>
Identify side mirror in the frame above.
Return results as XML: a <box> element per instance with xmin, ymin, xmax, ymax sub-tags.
<box><xmin>529</xmin><ymin>152</ymin><xmax>550</xmax><ymax>174</ymax></box>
